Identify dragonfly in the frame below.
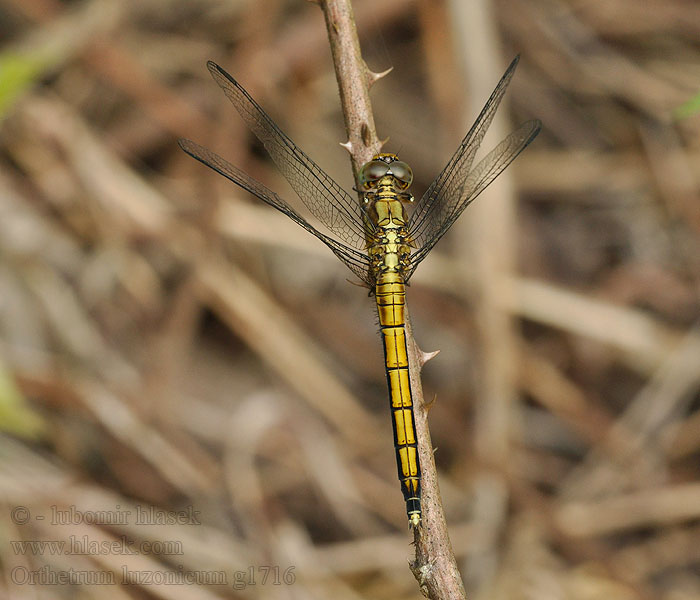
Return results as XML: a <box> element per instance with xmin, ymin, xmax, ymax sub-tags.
<box><xmin>179</xmin><ymin>56</ymin><xmax>541</xmax><ymax>528</ymax></box>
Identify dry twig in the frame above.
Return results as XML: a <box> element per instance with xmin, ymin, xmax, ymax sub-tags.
<box><xmin>318</xmin><ymin>1</ymin><xmax>465</xmax><ymax>597</ymax></box>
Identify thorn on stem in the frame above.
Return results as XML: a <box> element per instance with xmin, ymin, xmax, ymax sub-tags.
<box><xmin>420</xmin><ymin>349</ymin><xmax>440</xmax><ymax>366</ymax></box>
<box><xmin>368</xmin><ymin>66</ymin><xmax>393</xmax><ymax>87</ymax></box>
<box><xmin>340</xmin><ymin>140</ymin><xmax>353</xmax><ymax>153</ymax></box>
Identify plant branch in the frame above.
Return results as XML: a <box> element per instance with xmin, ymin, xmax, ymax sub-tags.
<box><xmin>318</xmin><ymin>0</ymin><xmax>381</xmax><ymax>173</ymax></box>
<box><xmin>318</xmin><ymin>1</ymin><xmax>466</xmax><ymax>598</ymax></box>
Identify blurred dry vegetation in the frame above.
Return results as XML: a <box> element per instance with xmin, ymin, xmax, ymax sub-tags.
<box><xmin>1</xmin><ymin>0</ymin><xmax>699</xmax><ymax>598</ymax></box>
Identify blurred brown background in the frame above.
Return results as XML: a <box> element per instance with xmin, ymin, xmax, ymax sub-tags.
<box><xmin>1</xmin><ymin>0</ymin><xmax>699</xmax><ymax>598</ymax></box>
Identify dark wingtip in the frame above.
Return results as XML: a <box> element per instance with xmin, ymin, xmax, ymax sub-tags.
<box><xmin>207</xmin><ymin>61</ymin><xmax>234</xmax><ymax>83</ymax></box>
<box><xmin>178</xmin><ymin>138</ymin><xmax>201</xmax><ymax>159</ymax></box>
<box><xmin>206</xmin><ymin>60</ymin><xmax>221</xmax><ymax>78</ymax></box>
<box><xmin>532</xmin><ymin>119</ymin><xmax>543</xmax><ymax>137</ymax></box>
<box><xmin>526</xmin><ymin>120</ymin><xmax>543</xmax><ymax>146</ymax></box>
<box><xmin>205</xmin><ymin>60</ymin><xmax>240</xmax><ymax>89</ymax></box>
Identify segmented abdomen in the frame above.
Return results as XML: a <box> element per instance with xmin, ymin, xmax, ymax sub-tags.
<box><xmin>375</xmin><ymin>270</ymin><xmax>421</xmax><ymax>527</ymax></box>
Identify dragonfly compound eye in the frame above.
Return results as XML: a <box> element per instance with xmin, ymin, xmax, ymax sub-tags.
<box><xmin>388</xmin><ymin>161</ymin><xmax>413</xmax><ymax>188</ymax></box>
<box><xmin>359</xmin><ymin>160</ymin><xmax>390</xmax><ymax>188</ymax></box>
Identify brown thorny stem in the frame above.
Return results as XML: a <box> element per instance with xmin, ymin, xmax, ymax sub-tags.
<box><xmin>318</xmin><ymin>1</ymin><xmax>467</xmax><ymax>598</ymax></box>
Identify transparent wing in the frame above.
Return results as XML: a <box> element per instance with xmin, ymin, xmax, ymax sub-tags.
<box><xmin>205</xmin><ymin>61</ymin><xmax>373</xmax><ymax>250</ymax></box>
<box><xmin>407</xmin><ymin>56</ymin><xmax>521</xmax><ymax>242</ymax></box>
<box><xmin>404</xmin><ymin>119</ymin><xmax>541</xmax><ymax>280</ymax></box>
<box><xmin>405</xmin><ymin>56</ymin><xmax>541</xmax><ymax>280</ymax></box>
<box><xmin>179</xmin><ymin>139</ymin><xmax>374</xmax><ymax>286</ymax></box>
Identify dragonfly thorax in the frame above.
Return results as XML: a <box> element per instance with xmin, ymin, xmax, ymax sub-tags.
<box><xmin>366</xmin><ymin>191</ymin><xmax>412</xmax><ymax>276</ymax></box>
<box><xmin>367</xmin><ymin>192</ymin><xmax>408</xmax><ymax>229</ymax></box>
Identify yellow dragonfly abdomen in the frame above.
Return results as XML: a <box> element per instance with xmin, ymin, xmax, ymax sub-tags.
<box><xmin>376</xmin><ymin>270</ymin><xmax>421</xmax><ymax>527</ymax></box>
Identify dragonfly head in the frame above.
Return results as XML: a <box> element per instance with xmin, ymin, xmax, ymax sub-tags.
<box><xmin>358</xmin><ymin>154</ymin><xmax>413</xmax><ymax>192</ymax></box>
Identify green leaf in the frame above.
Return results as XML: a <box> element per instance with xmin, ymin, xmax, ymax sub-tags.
<box><xmin>0</xmin><ymin>362</ymin><xmax>46</xmax><ymax>440</ymax></box>
<box><xmin>0</xmin><ymin>51</ymin><xmax>53</xmax><ymax>118</ymax></box>
<box><xmin>673</xmin><ymin>91</ymin><xmax>700</xmax><ymax>120</ymax></box>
